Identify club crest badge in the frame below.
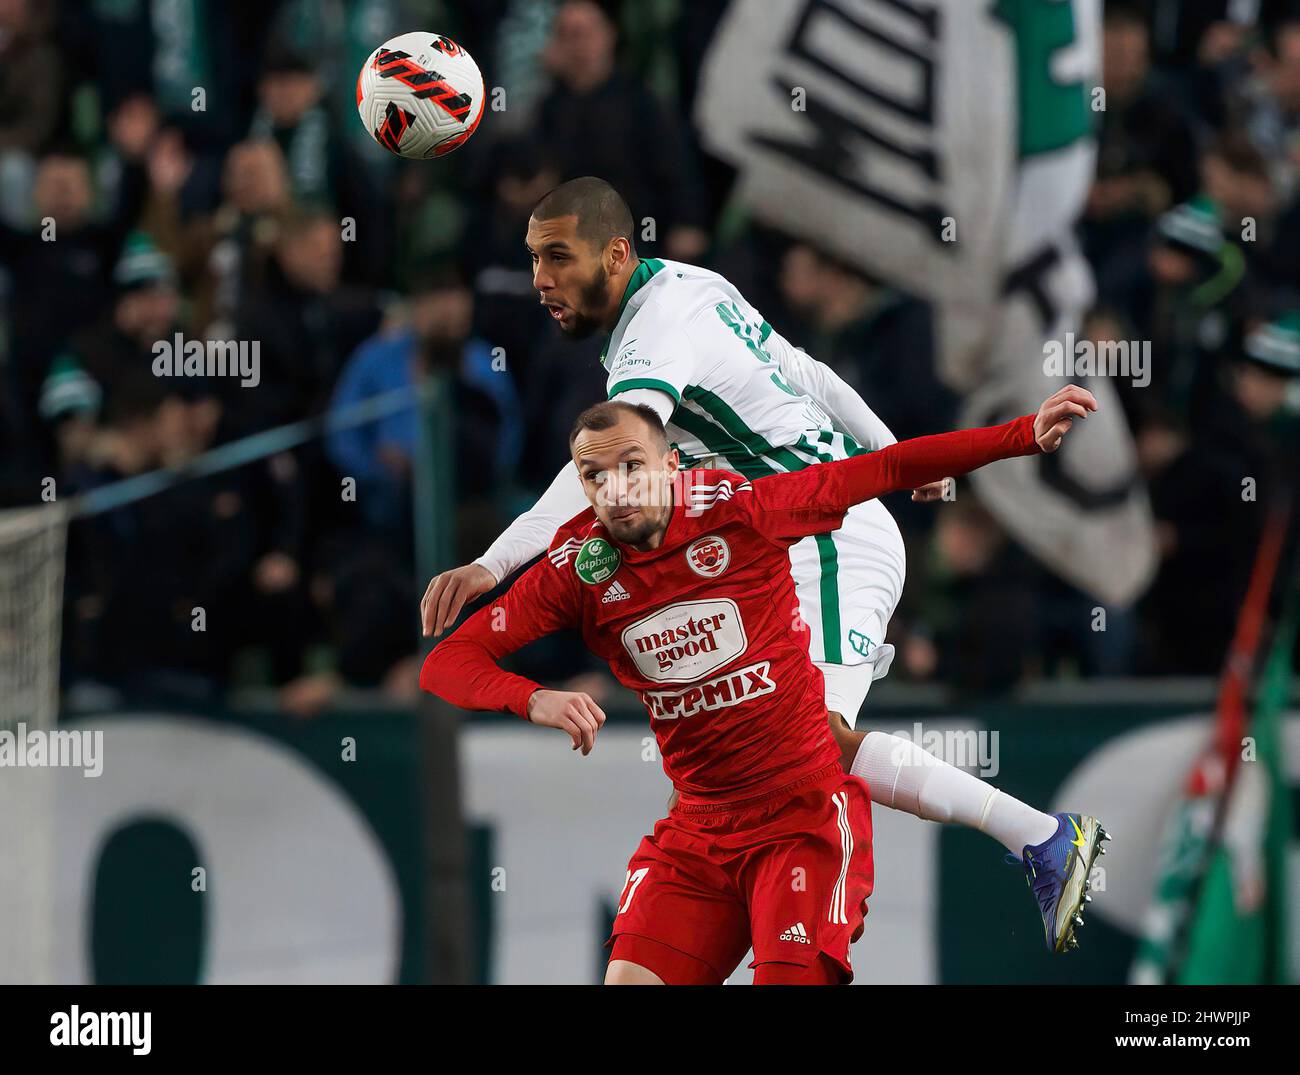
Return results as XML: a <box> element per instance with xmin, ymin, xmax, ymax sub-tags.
<box><xmin>685</xmin><ymin>535</ymin><xmax>730</xmax><ymax>578</ymax></box>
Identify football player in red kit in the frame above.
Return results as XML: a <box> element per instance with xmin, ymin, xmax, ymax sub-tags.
<box><xmin>419</xmin><ymin>386</ymin><xmax>1096</xmax><ymax>984</ymax></box>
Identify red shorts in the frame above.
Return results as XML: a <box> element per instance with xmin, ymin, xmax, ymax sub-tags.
<box><xmin>606</xmin><ymin>763</ymin><xmax>873</xmax><ymax>984</ymax></box>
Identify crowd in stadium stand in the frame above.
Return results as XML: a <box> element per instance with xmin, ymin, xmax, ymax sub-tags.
<box><xmin>1</xmin><ymin>0</ymin><xmax>1297</xmax><ymax>711</ymax></box>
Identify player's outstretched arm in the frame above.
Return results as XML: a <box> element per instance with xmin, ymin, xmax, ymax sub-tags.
<box><xmin>776</xmin><ymin>343</ymin><xmax>948</xmax><ymax>503</ymax></box>
<box><xmin>745</xmin><ymin>386</ymin><xmax>1097</xmax><ymax>539</ymax></box>
<box><xmin>851</xmin><ymin>384</ymin><xmax>1096</xmax><ymax>498</ymax></box>
<box><xmin>419</xmin><ymin>556</ymin><xmax>604</xmax><ymax>752</ymax></box>
<box><xmin>420</xmin><ymin>460</ymin><xmax>589</xmax><ymax>637</ymax></box>
<box><xmin>421</xmin><ymin>622</ymin><xmax>605</xmax><ymax>753</ymax></box>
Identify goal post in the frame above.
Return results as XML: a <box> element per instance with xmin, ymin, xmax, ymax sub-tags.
<box><xmin>0</xmin><ymin>503</ymin><xmax>66</xmax><ymax>984</ymax></box>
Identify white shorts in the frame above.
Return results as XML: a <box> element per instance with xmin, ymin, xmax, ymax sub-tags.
<box><xmin>814</xmin><ymin>616</ymin><xmax>894</xmax><ymax>728</ymax></box>
<box><xmin>789</xmin><ymin>498</ymin><xmax>904</xmax><ymax>727</ymax></box>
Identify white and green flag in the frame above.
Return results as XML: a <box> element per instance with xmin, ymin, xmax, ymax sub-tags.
<box><xmin>696</xmin><ymin>0</ymin><xmax>1156</xmax><ymax>605</ymax></box>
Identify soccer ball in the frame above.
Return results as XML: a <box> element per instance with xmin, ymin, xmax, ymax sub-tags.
<box><xmin>356</xmin><ymin>31</ymin><xmax>485</xmax><ymax>159</ymax></box>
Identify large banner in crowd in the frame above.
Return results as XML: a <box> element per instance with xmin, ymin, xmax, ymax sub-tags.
<box><xmin>696</xmin><ymin>0</ymin><xmax>1157</xmax><ymax>606</ymax></box>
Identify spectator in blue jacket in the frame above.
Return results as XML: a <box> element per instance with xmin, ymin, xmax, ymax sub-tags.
<box><xmin>326</xmin><ymin>266</ymin><xmax>522</xmax><ymax>552</ymax></box>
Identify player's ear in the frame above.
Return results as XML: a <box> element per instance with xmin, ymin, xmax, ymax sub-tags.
<box><xmin>663</xmin><ymin>446</ymin><xmax>680</xmax><ymax>480</ymax></box>
<box><xmin>608</xmin><ymin>235</ymin><xmax>631</xmax><ymax>274</ymax></box>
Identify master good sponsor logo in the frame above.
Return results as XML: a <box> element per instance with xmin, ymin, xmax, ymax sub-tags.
<box><xmin>642</xmin><ymin>660</ymin><xmax>776</xmax><ymax>720</ymax></box>
<box><xmin>621</xmin><ymin>598</ymin><xmax>747</xmax><ymax>683</ymax></box>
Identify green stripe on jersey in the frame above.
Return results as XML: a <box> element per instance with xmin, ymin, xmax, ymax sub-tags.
<box><xmin>796</xmin><ymin>438</ymin><xmax>843</xmax><ymax>662</ymax></box>
<box><xmin>670</xmin><ymin>404</ymin><xmax>775</xmax><ymax>479</ymax></box>
<box><xmin>682</xmin><ymin>386</ymin><xmax>808</xmax><ymax>473</ymax></box>
<box><xmin>795</xmin><ymin>434</ymin><xmax>833</xmax><ymax>467</ymax></box>
<box><xmin>815</xmin><ymin>533</ymin><xmax>843</xmax><ymax>664</ymax></box>
<box><xmin>608</xmin><ymin>378</ymin><xmax>681</xmax><ymax>404</ymax></box>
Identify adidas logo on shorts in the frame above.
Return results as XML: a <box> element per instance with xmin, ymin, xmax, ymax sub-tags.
<box><xmin>601</xmin><ymin>581</ymin><xmax>631</xmax><ymax>604</ymax></box>
<box><xmin>779</xmin><ymin>922</ymin><xmax>811</xmax><ymax>944</ymax></box>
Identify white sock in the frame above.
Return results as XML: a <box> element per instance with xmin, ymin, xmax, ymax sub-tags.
<box><xmin>849</xmin><ymin>731</ymin><xmax>1060</xmax><ymax>855</ymax></box>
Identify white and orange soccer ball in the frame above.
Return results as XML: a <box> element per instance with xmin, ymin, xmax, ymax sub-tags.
<box><xmin>355</xmin><ymin>31</ymin><xmax>486</xmax><ymax>158</ymax></box>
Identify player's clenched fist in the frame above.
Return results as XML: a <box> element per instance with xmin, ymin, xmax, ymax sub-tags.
<box><xmin>526</xmin><ymin>689</ymin><xmax>607</xmax><ymax>755</ymax></box>
<box><xmin>1033</xmin><ymin>384</ymin><xmax>1098</xmax><ymax>453</ymax></box>
<box><xmin>420</xmin><ymin>563</ymin><xmax>497</xmax><ymax>637</ymax></box>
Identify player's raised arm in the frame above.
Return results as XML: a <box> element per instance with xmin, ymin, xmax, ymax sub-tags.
<box><xmin>418</xmin><ymin>557</ymin><xmax>606</xmax><ymax>754</ymax></box>
<box><xmin>744</xmin><ymin>386</ymin><xmax>1098</xmax><ymax>542</ymax></box>
<box><xmin>420</xmin><ymin>460</ymin><xmax>590</xmax><ymax>637</ymax></box>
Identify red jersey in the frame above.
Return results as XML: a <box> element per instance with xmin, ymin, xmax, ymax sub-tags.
<box><xmin>420</xmin><ymin>415</ymin><xmax>1039</xmax><ymax>801</ymax></box>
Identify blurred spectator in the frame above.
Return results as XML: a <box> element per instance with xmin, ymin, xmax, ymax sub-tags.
<box><xmin>0</xmin><ymin>0</ymin><xmax>60</xmax><ymax>155</ymax></box>
<box><xmin>485</xmin><ymin>0</ymin><xmax>563</xmax><ymax>137</ymax></box>
<box><xmin>516</xmin><ymin>327</ymin><xmax>609</xmax><ymax>487</ymax></box>
<box><xmin>1099</xmin><ymin>3</ymin><xmax>1202</xmax><ymax>205</ymax></box>
<box><xmin>55</xmin><ymin>233</ymin><xmax>181</xmax><ymax>415</ymax></box>
<box><xmin>326</xmin><ymin>267</ymin><xmax>521</xmax><ymax>555</ymax></box>
<box><xmin>1144</xmin><ymin>2</ymin><xmax>1287</xmax><ymax>69</ymax></box>
<box><xmin>776</xmin><ymin>244</ymin><xmax>956</xmax><ymax>447</ymax></box>
<box><xmin>234</xmin><ymin>208</ymin><xmax>381</xmax><ymax>433</ymax></box>
<box><xmin>177</xmin><ymin>138</ymin><xmax>295</xmax><ymax>338</ymax></box>
<box><xmin>1200</xmin><ymin>132</ymin><xmax>1279</xmax><ymax>258</ymax></box>
<box><xmin>536</xmin><ymin>0</ymin><xmax>709</xmax><ymax>260</ymax></box>
<box><xmin>0</xmin><ymin>124</ymin><xmax>149</xmax><ymax>459</ymax></box>
<box><xmin>71</xmin><ymin>0</ymin><xmax>275</xmax><ymax>150</ymax></box>
<box><xmin>250</xmin><ymin>42</ymin><xmax>392</xmax><ymax>283</ymax></box>
<box><xmin>775</xmin><ymin>241</ymin><xmax>958</xmax><ymax>544</ymax></box>
<box><xmin>251</xmin><ymin>44</ymin><xmax>336</xmax><ymax>207</ymax></box>
<box><xmin>62</xmin><ymin>372</ymin><xmax>314</xmax><ymax>696</ymax></box>
<box><xmin>902</xmin><ymin>497</ymin><xmax>1040</xmax><ymax>696</ymax></box>
<box><xmin>279</xmin><ymin>537</ymin><xmax>423</xmax><ymax>719</ymax></box>
<box><xmin>36</xmin><ymin>355</ymin><xmax>102</xmax><ymax>482</ymax></box>
<box><xmin>1080</xmin><ymin>306</ymin><xmax>1138</xmax><ymax>392</ymax></box>
<box><xmin>1137</xmin><ymin>312</ymin><xmax>1299</xmax><ymax>674</ymax></box>
<box><xmin>63</xmin><ymin>374</ymin><xmax>227</xmax><ymax>698</ymax></box>
<box><xmin>464</xmin><ymin>137</ymin><xmax>560</xmax><ymax>377</ymax></box>
<box><xmin>1235</xmin><ymin>17</ymin><xmax>1300</xmax><ymax>203</ymax></box>
<box><xmin>1085</xmin><ymin>4</ymin><xmax>1200</xmax><ymax>312</ymax></box>
<box><xmin>1145</xmin><ymin>192</ymin><xmax>1250</xmax><ymax>414</ymax></box>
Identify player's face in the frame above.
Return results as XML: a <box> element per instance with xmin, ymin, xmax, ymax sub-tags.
<box><xmin>526</xmin><ymin>214</ymin><xmax>619</xmax><ymax>338</ymax></box>
<box><xmin>572</xmin><ymin>415</ymin><xmax>679</xmax><ymax>549</ymax></box>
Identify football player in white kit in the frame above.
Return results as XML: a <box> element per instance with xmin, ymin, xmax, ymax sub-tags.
<box><xmin>420</xmin><ymin>178</ymin><xmax>1107</xmax><ymax>953</ymax></box>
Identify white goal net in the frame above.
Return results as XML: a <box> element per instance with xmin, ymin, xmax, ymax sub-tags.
<box><xmin>0</xmin><ymin>504</ymin><xmax>65</xmax><ymax>983</ymax></box>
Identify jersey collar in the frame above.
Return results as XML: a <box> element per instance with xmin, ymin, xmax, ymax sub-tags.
<box><xmin>600</xmin><ymin>257</ymin><xmax>665</xmax><ymax>367</ymax></box>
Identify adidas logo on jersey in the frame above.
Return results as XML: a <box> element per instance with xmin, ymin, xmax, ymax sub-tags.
<box><xmin>601</xmin><ymin>580</ymin><xmax>631</xmax><ymax>604</ymax></box>
<box><xmin>779</xmin><ymin>922</ymin><xmax>811</xmax><ymax>944</ymax></box>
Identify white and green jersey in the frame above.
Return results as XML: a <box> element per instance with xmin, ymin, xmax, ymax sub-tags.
<box><xmin>603</xmin><ymin>258</ymin><xmax>875</xmax><ymax>477</ymax></box>
<box><xmin>477</xmin><ymin>257</ymin><xmax>906</xmax><ymax>672</ymax></box>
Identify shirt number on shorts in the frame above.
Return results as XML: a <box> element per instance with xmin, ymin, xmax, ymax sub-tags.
<box><xmin>617</xmin><ymin>867</ymin><xmax>650</xmax><ymax>914</ymax></box>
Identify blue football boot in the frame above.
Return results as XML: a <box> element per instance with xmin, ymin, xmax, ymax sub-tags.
<box><xmin>1011</xmin><ymin>813</ymin><xmax>1109</xmax><ymax>953</ymax></box>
